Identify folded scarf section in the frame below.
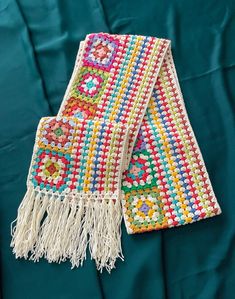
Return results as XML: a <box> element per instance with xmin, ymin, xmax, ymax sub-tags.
<box><xmin>11</xmin><ymin>33</ymin><xmax>221</xmax><ymax>272</ymax></box>
<box><xmin>11</xmin><ymin>116</ymin><xmax>129</xmax><ymax>271</ymax></box>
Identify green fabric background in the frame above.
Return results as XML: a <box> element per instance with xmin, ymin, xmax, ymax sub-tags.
<box><xmin>0</xmin><ymin>0</ymin><xmax>235</xmax><ymax>298</ymax></box>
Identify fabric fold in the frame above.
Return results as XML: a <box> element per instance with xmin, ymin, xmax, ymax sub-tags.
<box><xmin>11</xmin><ymin>33</ymin><xmax>221</xmax><ymax>272</ymax></box>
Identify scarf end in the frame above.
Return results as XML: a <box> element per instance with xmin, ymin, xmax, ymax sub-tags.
<box><xmin>11</xmin><ymin>187</ymin><xmax>123</xmax><ymax>272</ymax></box>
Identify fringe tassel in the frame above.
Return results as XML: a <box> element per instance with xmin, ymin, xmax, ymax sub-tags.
<box><xmin>11</xmin><ymin>188</ymin><xmax>123</xmax><ymax>272</ymax></box>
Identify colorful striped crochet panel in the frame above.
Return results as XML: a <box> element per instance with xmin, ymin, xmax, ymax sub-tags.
<box><xmin>30</xmin><ymin>116</ymin><xmax>128</xmax><ymax>196</ymax></box>
<box><xmin>57</xmin><ymin>33</ymin><xmax>221</xmax><ymax>234</ymax></box>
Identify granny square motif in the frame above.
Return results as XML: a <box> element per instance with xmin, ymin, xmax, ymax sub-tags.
<box><xmin>69</xmin><ymin>67</ymin><xmax>109</xmax><ymax>105</ymax></box>
<box><xmin>83</xmin><ymin>34</ymin><xmax>119</xmax><ymax>70</ymax></box>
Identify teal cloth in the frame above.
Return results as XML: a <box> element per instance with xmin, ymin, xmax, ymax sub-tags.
<box><xmin>1</xmin><ymin>0</ymin><xmax>235</xmax><ymax>298</ymax></box>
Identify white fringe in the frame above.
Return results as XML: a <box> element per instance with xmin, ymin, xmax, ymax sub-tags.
<box><xmin>10</xmin><ymin>188</ymin><xmax>124</xmax><ymax>272</ymax></box>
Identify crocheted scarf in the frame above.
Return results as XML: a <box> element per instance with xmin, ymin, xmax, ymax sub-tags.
<box><xmin>11</xmin><ymin>33</ymin><xmax>221</xmax><ymax>272</ymax></box>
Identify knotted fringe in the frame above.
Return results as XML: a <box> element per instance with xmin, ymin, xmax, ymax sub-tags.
<box><xmin>11</xmin><ymin>187</ymin><xmax>123</xmax><ymax>272</ymax></box>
